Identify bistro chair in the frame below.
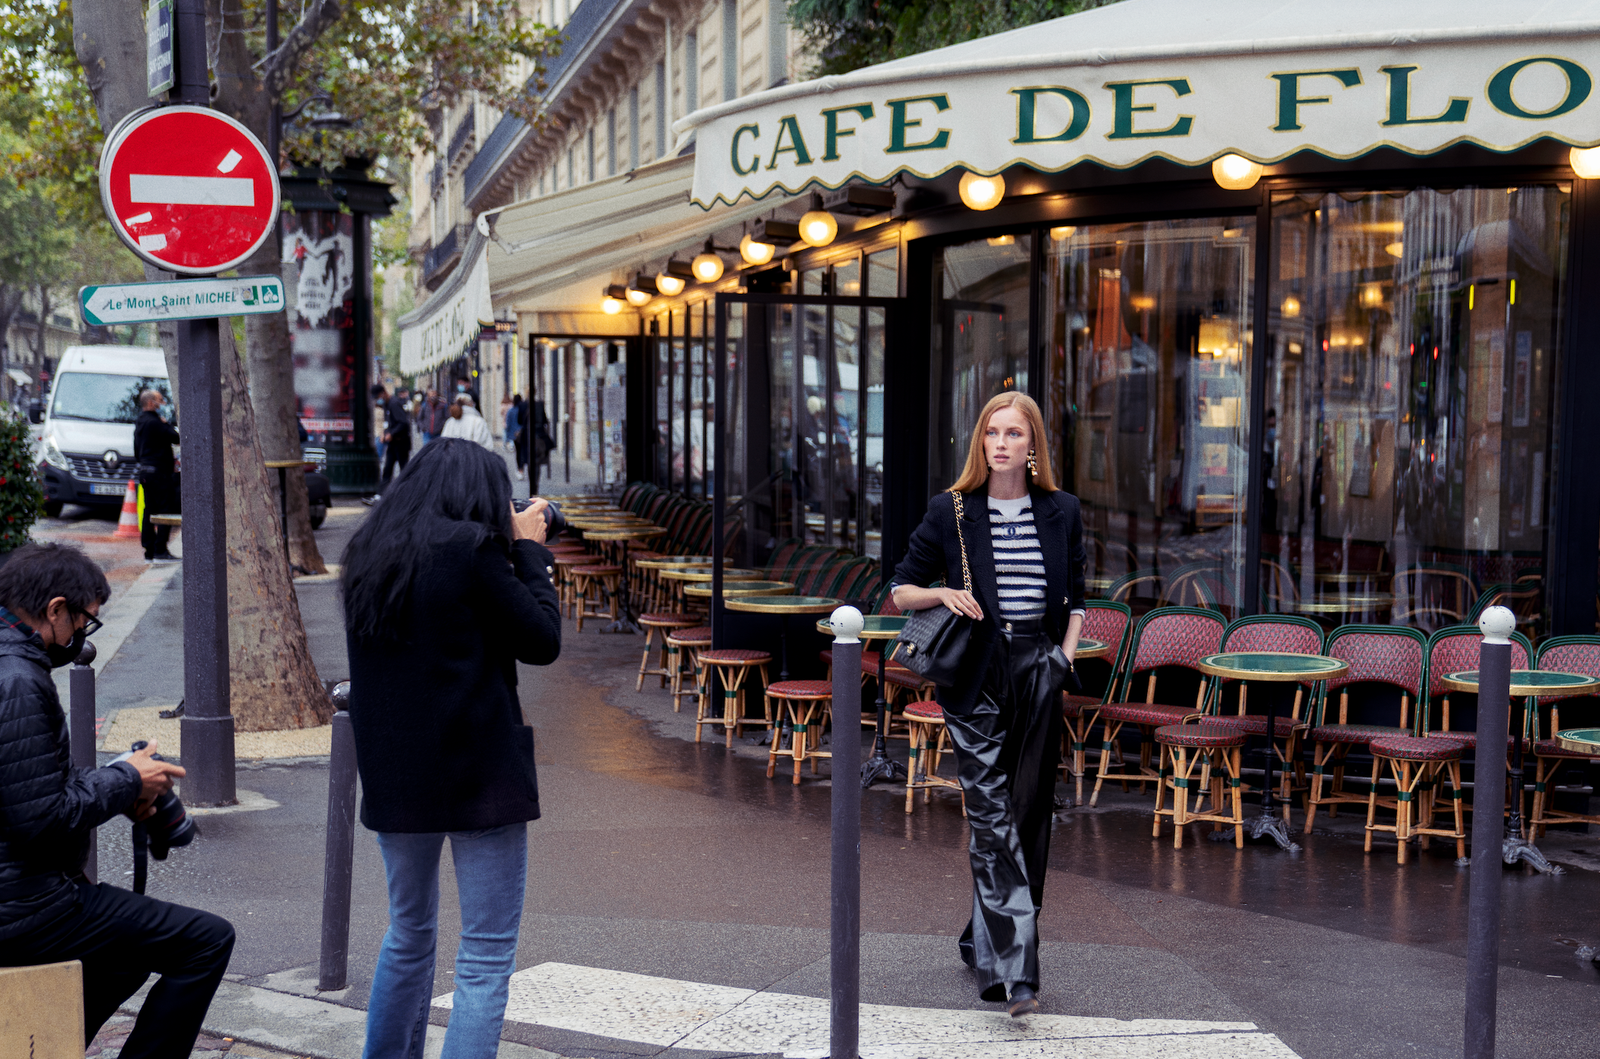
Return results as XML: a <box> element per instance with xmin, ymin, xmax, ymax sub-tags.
<box><xmin>571</xmin><ymin>563</ymin><xmax>622</xmax><ymax>632</ymax></box>
<box><xmin>904</xmin><ymin>695</ymin><xmax>963</xmax><ymax>814</ymax></box>
<box><xmin>1362</xmin><ymin>733</ymin><xmax>1467</xmax><ymax>863</ymax></box>
<box><xmin>1060</xmin><ymin>601</ymin><xmax>1134</xmax><ymax>806</ymax></box>
<box><xmin>1419</xmin><ymin>625</ymin><xmax>1534</xmax><ymax>821</ymax></box>
<box><xmin>765</xmin><ymin>679</ymin><xmax>833</xmax><ymax>784</ymax></box>
<box><xmin>1088</xmin><ymin>606</ymin><xmax>1226</xmax><ymax>807</ymax></box>
<box><xmin>1152</xmin><ymin>721</ymin><xmax>1246</xmax><ymax>848</ymax></box>
<box><xmin>636</xmin><ymin>612</ymin><xmax>701</xmax><ymax>692</ymax></box>
<box><xmin>1469</xmin><ymin>582</ymin><xmax>1543</xmax><ymax>638</ymax></box>
<box><xmin>694</xmin><ymin>648</ymin><xmax>773</xmax><ymax>747</ymax></box>
<box><xmin>1304</xmin><ymin>625</ymin><xmax>1428</xmax><ymax>833</ymax></box>
<box><xmin>1258</xmin><ymin>556</ymin><xmax>1299</xmax><ymax>615</ymax></box>
<box><xmin>1392</xmin><ymin>563</ymin><xmax>1479</xmax><ymax>635</ymax></box>
<box><xmin>665</xmin><ymin>625</ymin><xmax>713</xmax><ymax>713</ymax></box>
<box><xmin>1528</xmin><ymin>636</ymin><xmax>1600</xmax><ymax>838</ymax></box>
<box><xmin>1108</xmin><ymin>569</ymin><xmax>1163</xmax><ymax>614</ymax></box>
<box><xmin>1160</xmin><ymin>561</ymin><xmax>1232</xmax><ymax>614</ymax></box>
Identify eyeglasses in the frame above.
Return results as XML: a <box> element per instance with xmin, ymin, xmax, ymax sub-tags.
<box><xmin>74</xmin><ymin>612</ymin><xmax>103</xmax><ymax>639</ymax></box>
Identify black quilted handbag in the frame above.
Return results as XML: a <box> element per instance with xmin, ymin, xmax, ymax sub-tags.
<box><xmin>890</xmin><ymin>491</ymin><xmax>974</xmax><ymax>687</ymax></box>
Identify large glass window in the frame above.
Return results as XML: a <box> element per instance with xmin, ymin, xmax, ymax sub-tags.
<box><xmin>1266</xmin><ymin>187</ymin><xmax>1566</xmax><ymax>635</ymax></box>
<box><xmin>1043</xmin><ymin>218</ymin><xmax>1256</xmax><ymax>615</ymax></box>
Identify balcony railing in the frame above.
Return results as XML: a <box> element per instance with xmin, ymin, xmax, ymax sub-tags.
<box><xmin>421</xmin><ymin>224</ymin><xmax>472</xmax><ymax>286</ymax></box>
<box><xmin>448</xmin><ymin>105</ymin><xmax>476</xmax><ymax>163</ymax></box>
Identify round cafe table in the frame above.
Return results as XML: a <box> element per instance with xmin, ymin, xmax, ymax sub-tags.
<box><xmin>660</xmin><ymin>567</ymin><xmax>763</xmax><ymax>611</ymax></box>
<box><xmin>684</xmin><ymin>580</ymin><xmax>795</xmax><ymax>600</ymax></box>
<box><xmin>726</xmin><ymin>595</ymin><xmax>841</xmax><ymax>682</ymax></box>
<box><xmin>1292</xmin><ymin>594</ymin><xmax>1394</xmax><ymax>622</ymax></box>
<box><xmin>582</xmin><ymin>526</ymin><xmax>665</xmax><ymax>632</ymax></box>
<box><xmin>1441</xmin><ymin>668</ymin><xmax>1600</xmax><ymax>873</ymax></box>
<box><xmin>1556</xmin><ymin>727</ymin><xmax>1600</xmax><ymax>754</ymax></box>
<box><xmin>1196</xmin><ymin>651</ymin><xmax>1349</xmax><ymax>851</ymax></box>
<box><xmin>635</xmin><ymin>555</ymin><xmax>719</xmax><ymax>569</ymax></box>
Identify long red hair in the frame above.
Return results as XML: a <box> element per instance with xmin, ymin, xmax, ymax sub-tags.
<box><xmin>949</xmin><ymin>392</ymin><xmax>1058</xmax><ymax>493</ymax></box>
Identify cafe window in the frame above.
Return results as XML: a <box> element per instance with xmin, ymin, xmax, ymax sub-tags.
<box><xmin>1043</xmin><ymin>217</ymin><xmax>1256</xmax><ymax>615</ymax></box>
<box><xmin>1266</xmin><ymin>187</ymin><xmax>1567</xmax><ymax>636</ymax></box>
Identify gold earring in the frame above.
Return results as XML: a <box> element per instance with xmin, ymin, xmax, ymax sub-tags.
<box><xmin>1027</xmin><ymin>450</ymin><xmax>1038</xmax><ymax>478</ymax></box>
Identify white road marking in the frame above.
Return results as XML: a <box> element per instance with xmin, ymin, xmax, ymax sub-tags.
<box><xmin>129</xmin><ymin>173</ymin><xmax>254</xmax><ymax>206</ymax></box>
<box><xmin>124</xmin><ymin>211</ymin><xmax>154</xmax><ymax>226</ymax></box>
<box><xmin>217</xmin><ymin>149</ymin><xmax>242</xmax><ymax>173</ymax></box>
<box><xmin>138</xmin><ymin>234</ymin><xmax>168</xmax><ymax>251</ymax></box>
<box><xmin>433</xmin><ymin>963</ymin><xmax>1302</xmax><ymax>1059</ymax></box>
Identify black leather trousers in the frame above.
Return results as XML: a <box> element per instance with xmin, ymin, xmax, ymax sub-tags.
<box><xmin>944</xmin><ymin>620</ymin><xmax>1068</xmax><ymax>1000</ymax></box>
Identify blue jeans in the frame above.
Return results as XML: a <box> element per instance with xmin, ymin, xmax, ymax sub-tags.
<box><xmin>364</xmin><ymin>824</ymin><xmax>527</xmax><ymax>1059</ymax></box>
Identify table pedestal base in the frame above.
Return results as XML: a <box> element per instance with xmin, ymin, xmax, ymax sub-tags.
<box><xmin>1499</xmin><ymin>834</ymin><xmax>1564</xmax><ymax>875</ymax></box>
<box><xmin>1210</xmin><ymin>811</ymin><xmax>1302</xmax><ymax>853</ymax></box>
<box><xmin>860</xmin><ymin>742</ymin><xmax>906</xmax><ymax>786</ymax></box>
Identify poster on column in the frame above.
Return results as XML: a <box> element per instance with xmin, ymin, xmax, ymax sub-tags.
<box><xmin>283</xmin><ymin>212</ymin><xmax>357</xmax><ymax>443</ymax></box>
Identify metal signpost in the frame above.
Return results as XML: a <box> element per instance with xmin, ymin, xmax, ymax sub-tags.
<box><xmin>95</xmin><ymin>0</ymin><xmax>282</xmax><ymax>805</ymax></box>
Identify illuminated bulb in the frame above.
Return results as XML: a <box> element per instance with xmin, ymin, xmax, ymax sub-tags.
<box><xmin>1359</xmin><ymin>283</ymin><xmax>1384</xmax><ymax>309</ymax></box>
<box><xmin>798</xmin><ymin>209</ymin><xmax>838</xmax><ymax>247</ymax></box>
<box><xmin>601</xmin><ymin>296</ymin><xmax>623</xmax><ymax>315</ymax></box>
<box><xmin>739</xmin><ymin>233</ymin><xmax>776</xmax><ymax>266</ymax></box>
<box><xmin>655</xmin><ymin>271</ymin><xmax>686</xmax><ymax>297</ymax></box>
<box><xmin>986</xmin><ymin>234</ymin><xmax>1015</xmax><ymax>247</ymax></box>
<box><xmin>1211</xmin><ymin>154</ymin><xmax>1263</xmax><ymax>191</ymax></box>
<box><xmin>625</xmin><ymin>287</ymin><xmax>652</xmax><ymax>307</ymax></box>
<box><xmin>1049</xmin><ymin>225</ymin><xmax>1076</xmax><ymax>241</ymax></box>
<box><xmin>691</xmin><ymin>251</ymin><xmax>725</xmax><ymax>283</ymax></box>
<box><xmin>1571</xmin><ymin>146</ymin><xmax>1600</xmax><ymax>179</ymax></box>
<box><xmin>1281</xmin><ymin>294</ymin><xmax>1301</xmax><ymax>318</ymax></box>
<box><xmin>1385</xmin><ymin>242</ymin><xmax>1404</xmax><ymax>259</ymax></box>
<box><xmin>958</xmin><ymin>171</ymin><xmax>1004</xmax><ymax>211</ymax></box>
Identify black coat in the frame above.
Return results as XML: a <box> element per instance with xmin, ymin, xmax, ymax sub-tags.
<box><xmin>890</xmin><ymin>483</ymin><xmax>1087</xmax><ymax>714</ymax></box>
<box><xmin>0</xmin><ymin>619</ymin><xmax>140</xmax><ymax>940</ymax></box>
<box><xmin>133</xmin><ymin>410</ymin><xmax>180</xmax><ymax>477</ymax></box>
<box><xmin>346</xmin><ymin>526</ymin><xmax>561</xmax><ymax>833</ymax></box>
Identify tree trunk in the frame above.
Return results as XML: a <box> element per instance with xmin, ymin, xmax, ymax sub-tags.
<box><xmin>74</xmin><ymin>0</ymin><xmax>330</xmax><ymax>730</ymax></box>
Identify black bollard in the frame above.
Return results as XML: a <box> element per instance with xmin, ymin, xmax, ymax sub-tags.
<box><xmin>828</xmin><ymin>607</ymin><xmax>864</xmax><ymax>1059</ymax></box>
<box><xmin>70</xmin><ymin>641</ymin><xmax>99</xmax><ymax>884</ymax></box>
<box><xmin>1465</xmin><ymin>607</ymin><xmax>1514</xmax><ymax>1059</ymax></box>
<box><xmin>319</xmin><ymin>682</ymin><xmax>358</xmax><ymax>992</ymax></box>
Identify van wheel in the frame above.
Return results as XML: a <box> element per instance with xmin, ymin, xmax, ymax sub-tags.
<box><xmin>43</xmin><ymin>501</ymin><xmax>63</xmax><ymax>518</ymax></box>
<box><xmin>309</xmin><ymin>504</ymin><xmax>326</xmax><ymax>530</ymax></box>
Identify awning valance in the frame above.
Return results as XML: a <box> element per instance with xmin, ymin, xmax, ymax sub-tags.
<box><xmin>676</xmin><ymin>0</ymin><xmax>1600</xmax><ymax>207</ymax></box>
<box><xmin>398</xmin><ymin>232</ymin><xmax>494</xmax><ymax>375</ymax></box>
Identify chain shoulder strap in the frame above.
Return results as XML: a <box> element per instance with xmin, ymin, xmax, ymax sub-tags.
<box><xmin>951</xmin><ymin>491</ymin><xmax>973</xmax><ymax>593</ymax></box>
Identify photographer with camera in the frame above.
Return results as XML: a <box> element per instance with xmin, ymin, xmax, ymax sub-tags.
<box><xmin>341</xmin><ymin>439</ymin><xmax>561</xmax><ymax>1058</ymax></box>
<box><xmin>0</xmin><ymin>542</ymin><xmax>234</xmax><ymax>1056</ymax></box>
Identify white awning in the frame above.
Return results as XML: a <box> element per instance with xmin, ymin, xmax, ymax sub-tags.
<box><xmin>6</xmin><ymin>369</ymin><xmax>31</xmax><ymax>386</ymax></box>
<box><xmin>397</xmin><ymin>234</ymin><xmax>494</xmax><ymax>375</ymax></box>
<box><xmin>676</xmin><ymin>0</ymin><xmax>1600</xmax><ymax>207</ymax></box>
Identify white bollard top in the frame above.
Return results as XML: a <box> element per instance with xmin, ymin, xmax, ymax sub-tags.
<box><xmin>1478</xmin><ymin>605</ymin><xmax>1516</xmax><ymax>645</ymax></box>
<box><xmin>829</xmin><ymin>605</ymin><xmax>865</xmax><ymax>644</ymax></box>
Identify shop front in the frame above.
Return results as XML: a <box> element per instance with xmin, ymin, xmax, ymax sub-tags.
<box><xmin>658</xmin><ymin>0</ymin><xmax>1600</xmax><ymax>639</ymax></box>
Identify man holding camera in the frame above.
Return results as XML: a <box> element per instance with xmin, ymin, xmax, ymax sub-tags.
<box><xmin>0</xmin><ymin>543</ymin><xmax>234</xmax><ymax>1056</ymax></box>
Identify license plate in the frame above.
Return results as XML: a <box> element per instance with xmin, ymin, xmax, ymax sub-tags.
<box><xmin>90</xmin><ymin>483</ymin><xmax>125</xmax><ymax>496</ymax></box>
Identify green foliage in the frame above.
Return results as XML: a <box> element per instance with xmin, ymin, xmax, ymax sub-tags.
<box><xmin>0</xmin><ymin>410</ymin><xmax>45</xmax><ymax>552</ymax></box>
<box><xmin>788</xmin><ymin>0</ymin><xmax>1123</xmax><ymax>77</ymax></box>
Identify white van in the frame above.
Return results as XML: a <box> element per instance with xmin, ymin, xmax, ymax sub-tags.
<box><xmin>36</xmin><ymin>345</ymin><xmax>171</xmax><ymax>516</ymax></box>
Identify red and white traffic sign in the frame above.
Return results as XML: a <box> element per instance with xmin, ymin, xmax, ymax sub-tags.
<box><xmin>100</xmin><ymin>105</ymin><xmax>280</xmax><ymax>275</ymax></box>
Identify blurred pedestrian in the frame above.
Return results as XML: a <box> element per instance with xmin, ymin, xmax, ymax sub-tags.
<box><xmin>373</xmin><ymin>384</ymin><xmax>412</xmax><ymax>488</ymax></box>
<box><xmin>133</xmin><ymin>390</ymin><xmax>180</xmax><ymax>564</ymax></box>
<box><xmin>419</xmin><ymin>389</ymin><xmax>448</xmax><ymax>445</ymax></box>
<box><xmin>440</xmin><ymin>395</ymin><xmax>496</xmax><ymax>452</ymax></box>
<box><xmin>341</xmin><ymin>440</ymin><xmax>560</xmax><ymax>1059</ymax></box>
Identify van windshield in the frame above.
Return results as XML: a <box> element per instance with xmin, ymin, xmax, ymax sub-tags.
<box><xmin>50</xmin><ymin>374</ymin><xmax>169</xmax><ymax>424</ymax></box>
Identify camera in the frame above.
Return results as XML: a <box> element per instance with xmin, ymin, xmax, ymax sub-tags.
<box><xmin>112</xmin><ymin>740</ymin><xmax>198</xmax><ymax>859</ymax></box>
<box><xmin>512</xmin><ymin>497</ymin><xmax>567</xmax><ymax>538</ymax></box>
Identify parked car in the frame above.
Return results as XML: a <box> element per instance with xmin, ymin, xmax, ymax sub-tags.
<box><xmin>35</xmin><ymin>345</ymin><xmax>170</xmax><ymax>517</ymax></box>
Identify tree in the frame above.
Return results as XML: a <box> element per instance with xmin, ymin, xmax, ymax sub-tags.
<box><xmin>0</xmin><ymin>165</ymin><xmax>71</xmax><ymax>398</ymax></box>
<box><xmin>787</xmin><ymin>0</ymin><xmax>1123</xmax><ymax>77</ymax></box>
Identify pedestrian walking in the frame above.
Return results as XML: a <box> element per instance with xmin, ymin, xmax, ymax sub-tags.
<box><xmin>511</xmin><ymin>395</ymin><xmax>529</xmax><ymax>481</ymax></box>
<box><xmin>440</xmin><ymin>394</ymin><xmax>496</xmax><ymax>451</ymax></box>
<box><xmin>373</xmin><ymin>384</ymin><xmax>412</xmax><ymax>488</ymax></box>
<box><xmin>889</xmin><ymin>391</ymin><xmax>1086</xmax><ymax>1018</ymax></box>
<box><xmin>133</xmin><ymin>389</ymin><xmax>180</xmax><ymax>564</ymax></box>
<box><xmin>502</xmin><ymin>394</ymin><xmax>518</xmax><ymax>448</ymax></box>
<box><xmin>340</xmin><ymin>440</ymin><xmax>561</xmax><ymax>1059</ymax></box>
<box><xmin>419</xmin><ymin>389</ymin><xmax>448</xmax><ymax>445</ymax></box>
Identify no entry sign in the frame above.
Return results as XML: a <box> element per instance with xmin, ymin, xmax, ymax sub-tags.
<box><xmin>100</xmin><ymin>105</ymin><xmax>280</xmax><ymax>275</ymax></box>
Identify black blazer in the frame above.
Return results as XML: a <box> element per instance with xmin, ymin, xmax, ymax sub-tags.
<box><xmin>891</xmin><ymin>483</ymin><xmax>1086</xmax><ymax>714</ymax></box>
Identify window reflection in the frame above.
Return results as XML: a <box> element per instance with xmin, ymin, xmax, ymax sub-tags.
<box><xmin>1266</xmin><ymin>187</ymin><xmax>1566</xmax><ymax>635</ymax></box>
<box><xmin>1045</xmin><ymin>218</ymin><xmax>1255</xmax><ymax>615</ymax></box>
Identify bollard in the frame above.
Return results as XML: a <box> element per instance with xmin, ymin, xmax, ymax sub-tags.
<box><xmin>1465</xmin><ymin>606</ymin><xmax>1514</xmax><ymax>1059</ymax></box>
<box><xmin>319</xmin><ymin>682</ymin><xmax>358</xmax><ymax>992</ymax></box>
<box><xmin>70</xmin><ymin>641</ymin><xmax>99</xmax><ymax>884</ymax></box>
<box><xmin>827</xmin><ymin>606</ymin><xmax>864</xmax><ymax>1059</ymax></box>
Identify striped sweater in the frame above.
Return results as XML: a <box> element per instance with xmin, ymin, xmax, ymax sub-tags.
<box><xmin>989</xmin><ymin>495</ymin><xmax>1047</xmax><ymax>621</ymax></box>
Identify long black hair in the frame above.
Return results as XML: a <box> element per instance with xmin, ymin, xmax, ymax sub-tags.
<box><xmin>341</xmin><ymin>439</ymin><xmax>514</xmax><ymax>641</ymax></box>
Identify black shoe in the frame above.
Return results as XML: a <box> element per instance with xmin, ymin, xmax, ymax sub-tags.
<box><xmin>361</xmin><ymin>495</ymin><xmax>380</xmax><ymax>507</ymax></box>
<box><xmin>1007</xmin><ymin>984</ymin><xmax>1038</xmax><ymax>1018</ymax></box>
<box><xmin>151</xmin><ymin>553</ymin><xmax>180</xmax><ymax>565</ymax></box>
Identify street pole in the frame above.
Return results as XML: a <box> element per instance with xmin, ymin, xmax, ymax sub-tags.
<box><xmin>70</xmin><ymin>642</ymin><xmax>99</xmax><ymax>884</ymax></box>
<box><xmin>319</xmin><ymin>682</ymin><xmax>358</xmax><ymax>991</ymax></box>
<box><xmin>172</xmin><ymin>0</ymin><xmax>236</xmax><ymax>805</ymax></box>
<box><xmin>828</xmin><ymin>606</ymin><xmax>863</xmax><ymax>1059</ymax></box>
<box><xmin>1464</xmin><ymin>605</ymin><xmax>1515</xmax><ymax>1059</ymax></box>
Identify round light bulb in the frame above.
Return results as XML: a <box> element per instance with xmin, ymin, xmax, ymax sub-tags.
<box><xmin>798</xmin><ymin>210</ymin><xmax>838</xmax><ymax>247</ymax></box>
<box><xmin>739</xmin><ymin>233</ymin><xmax>777</xmax><ymax>266</ymax></box>
<box><xmin>958</xmin><ymin>171</ymin><xmax>1004</xmax><ymax>211</ymax></box>
<box><xmin>691</xmin><ymin>252</ymin><xmax>725</xmax><ymax>283</ymax></box>
<box><xmin>655</xmin><ymin>271</ymin><xmax>686</xmax><ymax>297</ymax></box>
<box><xmin>1211</xmin><ymin>154</ymin><xmax>1263</xmax><ymax>191</ymax></box>
<box><xmin>1281</xmin><ymin>294</ymin><xmax>1302</xmax><ymax>318</ymax></box>
<box><xmin>1049</xmin><ymin>225</ymin><xmax>1077</xmax><ymax>241</ymax></box>
<box><xmin>625</xmin><ymin>287</ymin><xmax>652</xmax><ymax>307</ymax></box>
<box><xmin>601</xmin><ymin>296</ymin><xmax>623</xmax><ymax>315</ymax></box>
<box><xmin>1571</xmin><ymin>146</ymin><xmax>1600</xmax><ymax>179</ymax></box>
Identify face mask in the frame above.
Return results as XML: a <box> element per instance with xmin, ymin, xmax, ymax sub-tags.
<box><xmin>47</xmin><ymin>626</ymin><xmax>86</xmax><ymax>668</ymax></box>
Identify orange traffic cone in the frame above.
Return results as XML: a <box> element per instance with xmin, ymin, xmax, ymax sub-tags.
<box><xmin>114</xmin><ymin>480</ymin><xmax>141</xmax><ymax>539</ymax></box>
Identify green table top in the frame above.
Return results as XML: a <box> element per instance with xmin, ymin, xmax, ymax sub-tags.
<box><xmin>1442</xmin><ymin>670</ymin><xmax>1600</xmax><ymax>697</ymax></box>
<box><xmin>684</xmin><ymin>580</ymin><xmax>795</xmax><ymax>598</ymax></box>
<box><xmin>725</xmin><ymin>595</ymin><xmax>843</xmax><ymax>614</ymax></box>
<box><xmin>635</xmin><ymin>555</ymin><xmax>718</xmax><ymax>569</ymax></box>
<box><xmin>1199</xmin><ymin>652</ymin><xmax>1349</xmax><ymax>681</ymax></box>
<box><xmin>815</xmin><ymin>614</ymin><xmax>909</xmax><ymax>640</ymax></box>
<box><xmin>660</xmin><ymin>567</ymin><xmax>763</xmax><ymax>582</ymax></box>
<box><xmin>1557</xmin><ymin>728</ymin><xmax>1600</xmax><ymax>754</ymax></box>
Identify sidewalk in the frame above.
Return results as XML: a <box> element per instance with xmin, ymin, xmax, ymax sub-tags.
<box><xmin>75</xmin><ymin>501</ymin><xmax>1600</xmax><ymax>1059</ymax></box>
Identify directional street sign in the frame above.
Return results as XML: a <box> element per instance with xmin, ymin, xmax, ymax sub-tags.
<box><xmin>99</xmin><ymin>105</ymin><xmax>280</xmax><ymax>275</ymax></box>
<box><xmin>146</xmin><ymin>0</ymin><xmax>173</xmax><ymax>97</ymax></box>
<box><xmin>80</xmin><ymin>275</ymin><xmax>285</xmax><ymax>326</ymax></box>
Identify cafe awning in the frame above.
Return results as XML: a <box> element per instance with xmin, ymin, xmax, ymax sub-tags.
<box><xmin>676</xmin><ymin>0</ymin><xmax>1600</xmax><ymax>207</ymax></box>
<box><xmin>397</xmin><ymin>232</ymin><xmax>494</xmax><ymax>375</ymax></box>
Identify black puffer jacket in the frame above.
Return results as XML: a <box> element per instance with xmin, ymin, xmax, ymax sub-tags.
<box><xmin>0</xmin><ymin>619</ymin><xmax>139</xmax><ymax>939</ymax></box>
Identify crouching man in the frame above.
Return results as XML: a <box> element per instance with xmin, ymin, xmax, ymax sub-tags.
<box><xmin>0</xmin><ymin>542</ymin><xmax>234</xmax><ymax>1056</ymax></box>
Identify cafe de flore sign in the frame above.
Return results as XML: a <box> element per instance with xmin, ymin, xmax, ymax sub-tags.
<box><xmin>679</xmin><ymin>0</ymin><xmax>1600</xmax><ymax>207</ymax></box>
